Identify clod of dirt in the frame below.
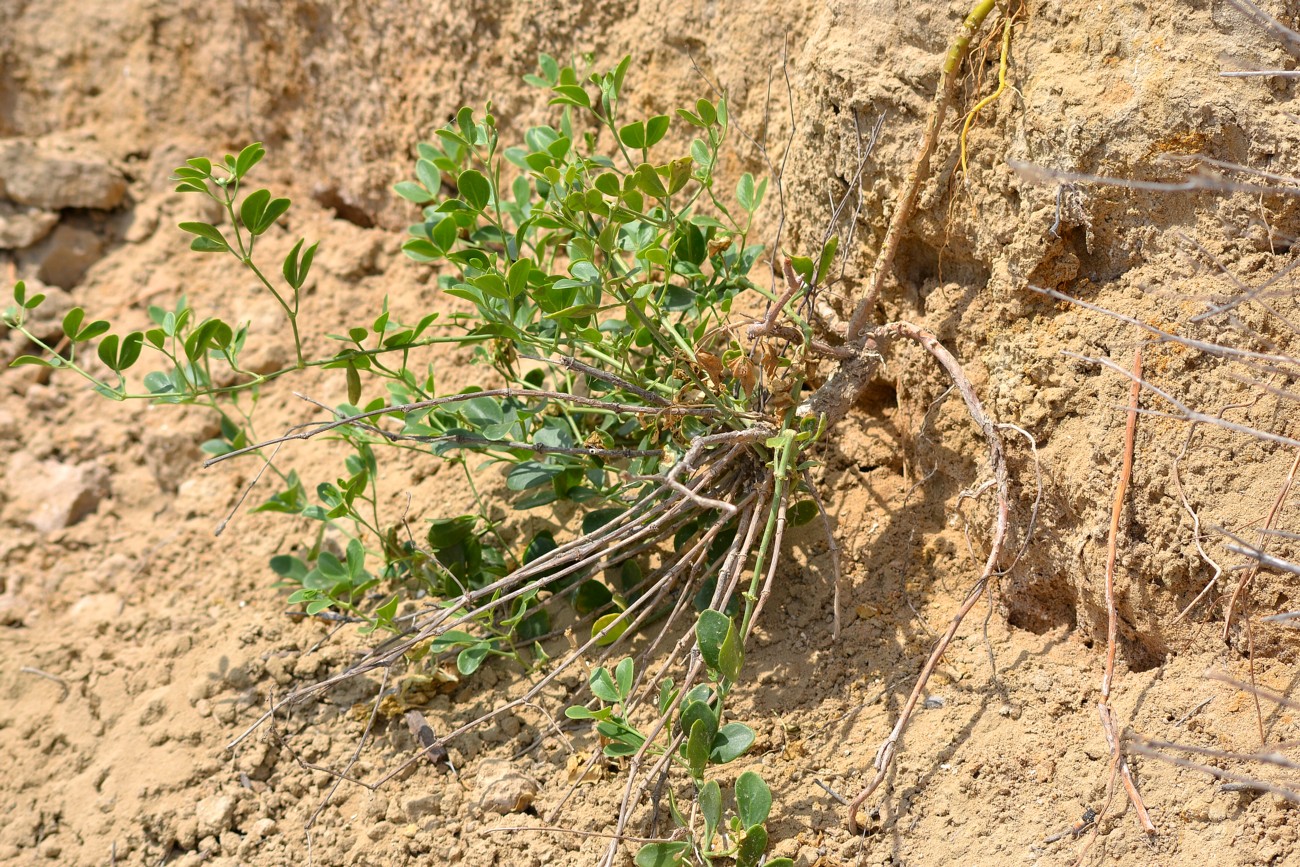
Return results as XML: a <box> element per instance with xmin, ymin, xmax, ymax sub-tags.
<box><xmin>194</xmin><ymin>793</ymin><xmax>236</xmax><ymax>838</ymax></box>
<box><xmin>473</xmin><ymin>759</ymin><xmax>538</xmax><ymax>815</ymax></box>
<box><xmin>0</xmin><ymin>201</ymin><xmax>59</xmax><ymax>249</ymax></box>
<box><xmin>6</xmin><ymin>457</ymin><xmax>109</xmax><ymax>533</ymax></box>
<box><xmin>0</xmin><ymin>137</ymin><xmax>126</xmax><ymax>211</ymax></box>
<box><xmin>21</xmin><ymin>222</ymin><xmax>106</xmax><ymax>288</ymax></box>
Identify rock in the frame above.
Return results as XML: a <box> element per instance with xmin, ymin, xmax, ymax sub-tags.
<box><xmin>0</xmin><ymin>201</ymin><xmax>59</xmax><ymax>249</ymax></box>
<box><xmin>473</xmin><ymin>759</ymin><xmax>538</xmax><ymax>815</ymax></box>
<box><xmin>249</xmin><ymin>818</ymin><xmax>277</xmax><ymax>840</ymax></box>
<box><xmin>194</xmin><ymin>794</ymin><xmax>236</xmax><ymax>838</ymax></box>
<box><xmin>141</xmin><ymin>414</ymin><xmax>208</xmax><ymax>493</ymax></box>
<box><xmin>7</xmin><ymin>458</ymin><xmax>110</xmax><ymax>533</ymax></box>
<box><xmin>23</xmin><ymin>223</ymin><xmax>105</xmax><ymax>289</ymax></box>
<box><xmin>122</xmin><ymin>199</ymin><xmax>160</xmax><ymax>243</ymax></box>
<box><xmin>235</xmin><ymin>741</ymin><xmax>277</xmax><ymax>782</ymax></box>
<box><xmin>67</xmin><ymin>593</ymin><xmax>124</xmax><ymax>627</ymax></box>
<box><xmin>0</xmin><ymin>594</ymin><xmax>31</xmax><ymax>627</ymax></box>
<box><xmin>402</xmin><ymin>793</ymin><xmax>441</xmax><ymax>822</ymax></box>
<box><xmin>0</xmin><ymin>138</ymin><xmax>127</xmax><ymax>211</ymax></box>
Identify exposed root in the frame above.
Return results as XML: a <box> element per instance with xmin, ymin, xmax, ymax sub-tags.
<box><xmin>1093</xmin><ymin>345</ymin><xmax>1156</xmax><ymax>836</ymax></box>
<box><xmin>844</xmin><ymin>0</ymin><xmax>1003</xmax><ymax>341</ymax></box>
<box><xmin>846</xmin><ymin>321</ymin><xmax>1010</xmax><ymax>833</ymax></box>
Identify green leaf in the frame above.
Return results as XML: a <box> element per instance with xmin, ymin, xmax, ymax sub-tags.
<box><xmin>241</xmin><ymin>191</ymin><xmax>289</xmax><ymax>235</ymax></box>
<box><xmin>589</xmin><ymin>667</ymin><xmax>620</xmax><ymax>704</ymax></box>
<box><xmin>634</xmin><ymin>842</ymin><xmax>689</xmax><ymax>867</ymax></box>
<box><xmin>402</xmin><ymin>238</ymin><xmax>442</xmax><ymax>262</ymax></box>
<box><xmin>539</xmin><ymin>53</ymin><xmax>560</xmax><ymax>83</ymax></box>
<box><xmin>234</xmin><ymin>142</ymin><xmax>265</xmax><ymax>179</ymax></box>
<box><xmin>736</xmin><ymin>173</ymin><xmax>757</xmax><ymax>212</ymax></box>
<box><xmin>426</xmin><ymin>515</ymin><xmax>477</xmax><ymax>549</ymax></box>
<box><xmin>178</xmin><ymin>222</ymin><xmax>229</xmax><ymax>251</ymax></box>
<box><xmin>735</xmin><ymin>770</ymin><xmax>772</xmax><ymax>828</ymax></box>
<box><xmin>591</xmin><ymin>612</ymin><xmax>628</xmax><ymax>646</ymax></box>
<box><xmin>633</xmin><ymin>163</ymin><xmax>668</xmax><ymax>198</ymax></box>
<box><xmin>457</xmin><ymin>642</ymin><xmax>492</xmax><ymax>675</ymax></box>
<box><xmin>506</xmin><ymin>258</ymin><xmax>531</xmax><ymax>297</ymax></box>
<box><xmin>10</xmin><ymin>355</ymin><xmax>55</xmax><ymax>368</ymax></box>
<box><xmin>618</xmin><ymin>121</ymin><xmax>646</xmax><ymax>149</ymax></box>
<box><xmin>695</xmin><ymin>609</ymin><xmax>731</xmax><ymax>672</ymax></box>
<box><xmin>143</xmin><ymin>370</ymin><xmax>176</xmax><ymax>394</ymax></box>
<box><xmin>186</xmin><ymin>157</ymin><xmax>213</xmax><ymax>175</ymax></box>
<box><xmin>611</xmin><ymin>54</ymin><xmax>632</xmax><ymax>98</ymax></box>
<box><xmin>657</xmin><ymin>678</ymin><xmax>677</xmax><ymax>715</ymax></box>
<box><xmin>189</xmin><ymin>236</ymin><xmax>225</xmax><ymax>253</ymax></box>
<box><xmin>581</xmin><ymin>507</ymin><xmax>625</xmax><ymax>535</ymax></box>
<box><xmin>696</xmin><ymin>99</ymin><xmax>717</xmax><ymax>126</ymax></box>
<box><xmin>614</xmin><ymin>657</ymin><xmax>634</xmax><ymax>700</ymax></box>
<box><xmin>667</xmin><ymin>156</ymin><xmax>693</xmax><ymax>195</ymax></box>
<box><xmin>644</xmin><ymin>115</ymin><xmax>670</xmax><ymax>148</ymax></box>
<box><xmin>523</xmin><ymin>530</ymin><xmax>557</xmax><ymax>564</ymax></box>
<box><xmin>675</xmin><ymin>108</ymin><xmax>704</xmax><ymax>127</ymax></box>
<box><xmin>457</xmin><ymin>169</ymin><xmax>491</xmax><ymax>211</ymax></box>
<box><xmin>699</xmin><ymin>778</ymin><xmax>722</xmax><ymax>846</ymax></box>
<box><xmin>574</xmin><ymin>580</ymin><xmax>614</xmax><ymax>615</ymax></box>
<box><xmin>75</xmin><ymin>319</ymin><xmax>110</xmax><ymax>343</ymax></box>
<box><xmin>735</xmin><ymin>824</ymin><xmax>768</xmax><ymax>867</ymax></box>
<box><xmin>506</xmin><ymin>460</ymin><xmax>561</xmax><ymax>491</ymax></box>
<box><xmin>239</xmin><ymin>188</ymin><xmax>271</xmax><ymax>232</ymax></box>
<box><xmin>686</xmin><ymin>717</ymin><xmax>711</xmax><ymax>778</ymax></box>
<box><xmin>346</xmin><ymin>361</ymin><xmax>362</xmax><ymax>405</ymax></box>
<box><xmin>718</xmin><ymin>616</ymin><xmax>743</xmax><ymax>683</ymax></box>
<box><xmin>593</xmin><ymin>171</ymin><xmax>621</xmax><ymax>196</ymax></box>
<box><xmin>96</xmin><ymin>334</ymin><xmax>120</xmax><ymax>370</ymax></box>
<box><xmin>395</xmin><ymin>180</ymin><xmax>434</xmax><ymax>204</ymax></box>
<box><xmin>564</xmin><ymin>705</ymin><xmax>612</xmax><ymax>721</ymax></box>
<box><xmin>710</xmin><ymin>722</ymin><xmax>755</xmax><ymax>764</ymax></box>
<box><xmin>816</xmin><ymin>235</ymin><xmax>839</xmax><ymax>285</ymax></box>
<box><xmin>270</xmin><ymin>554</ymin><xmax>309</xmax><ymax>581</ymax></box>
<box><xmin>550</xmin><ymin>84</ymin><xmax>591</xmax><ymax>109</ymax></box>
<box><xmin>789</xmin><ymin>499</ymin><xmax>819</xmax><ymax>526</ymax></box>
<box><xmin>789</xmin><ymin>255</ymin><xmax>814</xmax><ymax>286</ymax></box>
<box><xmin>62</xmin><ymin>307</ymin><xmax>85</xmax><ymax>340</ymax></box>
<box><xmin>316</xmin><ymin>551</ymin><xmax>348</xmax><ymax>581</ymax></box>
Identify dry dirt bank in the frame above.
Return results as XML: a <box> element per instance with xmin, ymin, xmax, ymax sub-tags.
<box><xmin>3</xmin><ymin>1</ymin><xmax>1300</xmax><ymax>865</ymax></box>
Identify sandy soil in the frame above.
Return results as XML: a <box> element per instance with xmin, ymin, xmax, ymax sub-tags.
<box><xmin>3</xmin><ymin>1</ymin><xmax>1300</xmax><ymax>865</ymax></box>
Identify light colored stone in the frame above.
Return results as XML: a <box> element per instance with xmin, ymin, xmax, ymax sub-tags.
<box><xmin>473</xmin><ymin>758</ymin><xmax>538</xmax><ymax>815</ymax></box>
<box><xmin>68</xmin><ymin>593</ymin><xmax>124</xmax><ymax>627</ymax></box>
<box><xmin>0</xmin><ymin>138</ymin><xmax>126</xmax><ymax>210</ymax></box>
<box><xmin>141</xmin><ymin>414</ymin><xmax>208</xmax><ymax>493</ymax></box>
<box><xmin>7</xmin><ymin>457</ymin><xmax>110</xmax><ymax>533</ymax></box>
<box><xmin>0</xmin><ymin>201</ymin><xmax>59</xmax><ymax>249</ymax></box>
<box><xmin>403</xmin><ymin>793</ymin><xmax>441</xmax><ymax>822</ymax></box>
<box><xmin>194</xmin><ymin>794</ymin><xmax>236</xmax><ymax>838</ymax></box>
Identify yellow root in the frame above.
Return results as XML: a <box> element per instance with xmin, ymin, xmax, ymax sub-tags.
<box><xmin>958</xmin><ymin>13</ymin><xmax>1014</xmax><ymax>180</ymax></box>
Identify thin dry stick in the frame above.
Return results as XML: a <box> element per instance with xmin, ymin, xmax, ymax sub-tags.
<box><xmin>1221</xmin><ymin>447</ymin><xmax>1300</xmax><ymax>639</ymax></box>
<box><xmin>1128</xmin><ymin>737</ymin><xmax>1300</xmax><ymax>804</ymax></box>
<box><xmin>846</xmin><ymin>322</ymin><xmax>1009</xmax><ymax>833</ymax></box>
<box><xmin>1214</xmin><ymin>446</ymin><xmax>1300</xmax><ymax>747</ymax></box>
<box><xmin>1096</xmin><ymin>345</ymin><xmax>1156</xmax><ymax>835</ymax></box>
